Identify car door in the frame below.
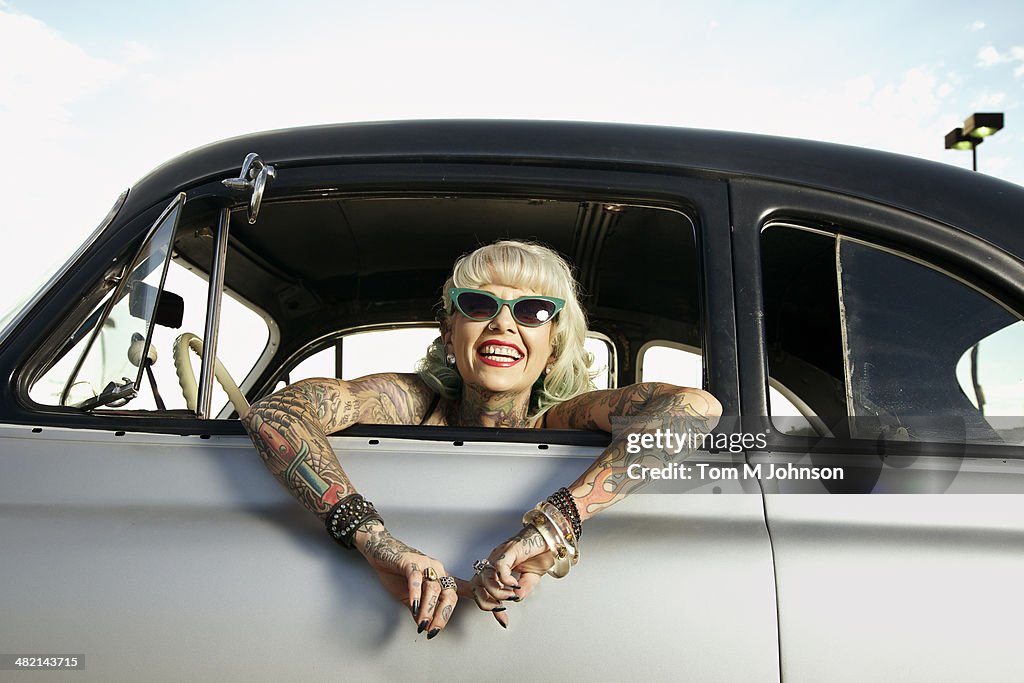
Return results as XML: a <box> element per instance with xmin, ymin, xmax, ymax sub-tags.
<box><xmin>731</xmin><ymin>178</ymin><xmax>1024</xmax><ymax>682</ymax></box>
<box><xmin>0</xmin><ymin>157</ymin><xmax>781</xmax><ymax>681</ymax></box>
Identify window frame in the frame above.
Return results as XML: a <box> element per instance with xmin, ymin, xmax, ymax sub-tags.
<box><xmin>731</xmin><ymin>177</ymin><xmax>1024</xmax><ymax>460</ymax></box>
<box><xmin>6</xmin><ymin>162</ymin><xmax>735</xmax><ymax>438</ymax></box>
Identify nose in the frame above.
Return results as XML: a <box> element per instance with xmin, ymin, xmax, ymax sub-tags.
<box><xmin>489</xmin><ymin>303</ymin><xmax>517</xmax><ymax>331</ymax></box>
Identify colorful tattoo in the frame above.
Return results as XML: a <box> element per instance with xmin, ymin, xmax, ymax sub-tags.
<box><xmin>547</xmin><ymin>383</ymin><xmax>719</xmax><ymax>519</ymax></box>
<box><xmin>242</xmin><ymin>375</ymin><xmax>435</xmax><ymax>517</ymax></box>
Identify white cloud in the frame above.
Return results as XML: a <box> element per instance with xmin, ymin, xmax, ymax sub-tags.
<box><xmin>970</xmin><ymin>20</ymin><xmax>985</xmax><ymax>32</ymax></box>
<box><xmin>0</xmin><ymin>11</ymin><xmax>125</xmax><ymax>134</ymax></box>
<box><xmin>844</xmin><ymin>75</ymin><xmax>875</xmax><ymax>103</ymax></box>
<box><xmin>122</xmin><ymin>40</ymin><xmax>155</xmax><ymax>64</ymax></box>
<box><xmin>0</xmin><ymin>10</ymin><xmax>136</xmax><ymax>315</ymax></box>
<box><xmin>976</xmin><ymin>44</ymin><xmax>1024</xmax><ymax>76</ymax></box>
<box><xmin>973</xmin><ymin>91</ymin><xmax>1006</xmax><ymax>107</ymax></box>
<box><xmin>764</xmin><ymin>66</ymin><xmax>961</xmax><ymax>164</ymax></box>
<box><xmin>976</xmin><ymin>45</ymin><xmax>1002</xmax><ymax>67</ymax></box>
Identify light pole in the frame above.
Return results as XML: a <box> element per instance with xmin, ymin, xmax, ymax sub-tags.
<box><xmin>944</xmin><ymin>112</ymin><xmax>1004</xmax><ymax>415</ymax></box>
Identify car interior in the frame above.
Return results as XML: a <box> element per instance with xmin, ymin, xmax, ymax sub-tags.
<box><xmin>24</xmin><ymin>188</ymin><xmax>1023</xmax><ymax>448</ymax></box>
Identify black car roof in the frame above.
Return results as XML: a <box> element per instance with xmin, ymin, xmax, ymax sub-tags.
<box><xmin>123</xmin><ymin>119</ymin><xmax>1024</xmax><ymax>258</ymax></box>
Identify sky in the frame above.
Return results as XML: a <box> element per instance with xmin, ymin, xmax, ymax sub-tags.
<box><xmin>1</xmin><ymin>0</ymin><xmax>1023</xmax><ymax>319</ymax></box>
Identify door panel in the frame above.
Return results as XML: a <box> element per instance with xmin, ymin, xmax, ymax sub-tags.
<box><xmin>0</xmin><ymin>425</ymin><xmax>779</xmax><ymax>681</ymax></box>
<box><xmin>763</xmin><ymin>492</ymin><xmax>1024</xmax><ymax>682</ymax></box>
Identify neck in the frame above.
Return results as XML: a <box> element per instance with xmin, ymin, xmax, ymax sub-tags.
<box><xmin>448</xmin><ymin>384</ymin><xmax>532</xmax><ymax>428</ymax></box>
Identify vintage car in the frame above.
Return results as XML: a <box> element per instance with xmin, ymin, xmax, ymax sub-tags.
<box><xmin>1</xmin><ymin>121</ymin><xmax>1022</xmax><ymax>681</ymax></box>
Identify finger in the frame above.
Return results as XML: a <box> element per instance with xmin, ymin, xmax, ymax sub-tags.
<box><xmin>417</xmin><ymin>568</ymin><xmax>444</xmax><ymax>632</ymax></box>
<box><xmin>471</xmin><ymin>583</ymin><xmax>503</xmax><ymax>612</ymax></box>
<box><xmin>427</xmin><ymin>584</ymin><xmax>458</xmax><ymax>639</ymax></box>
<box><xmin>406</xmin><ymin>566</ymin><xmax>423</xmax><ymax>621</ymax></box>
<box><xmin>481</xmin><ymin>563</ymin><xmax>518</xmax><ymax>600</ymax></box>
<box><xmin>495</xmin><ymin>527</ymin><xmax>544</xmax><ymax>588</ymax></box>
<box><xmin>514</xmin><ymin>571</ymin><xmax>543</xmax><ymax>600</ymax></box>
<box><xmin>492</xmin><ymin>607</ymin><xmax>509</xmax><ymax>629</ymax></box>
<box><xmin>491</xmin><ymin>552</ymin><xmax>520</xmax><ymax>589</ymax></box>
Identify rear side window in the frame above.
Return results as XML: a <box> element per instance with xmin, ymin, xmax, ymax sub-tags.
<box><xmin>761</xmin><ymin>224</ymin><xmax>1023</xmax><ymax>446</ymax></box>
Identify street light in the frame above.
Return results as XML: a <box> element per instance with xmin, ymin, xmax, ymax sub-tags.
<box><xmin>944</xmin><ymin>112</ymin><xmax>1005</xmax><ymax>416</ymax></box>
<box><xmin>963</xmin><ymin>112</ymin><xmax>1004</xmax><ymax>139</ymax></box>
<box><xmin>944</xmin><ymin>112</ymin><xmax>1004</xmax><ymax>172</ymax></box>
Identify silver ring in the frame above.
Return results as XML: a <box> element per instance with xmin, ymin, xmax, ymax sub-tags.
<box><xmin>473</xmin><ymin>559</ymin><xmax>495</xmax><ymax>575</ymax></box>
<box><xmin>439</xmin><ymin>576</ymin><xmax>457</xmax><ymax>591</ymax></box>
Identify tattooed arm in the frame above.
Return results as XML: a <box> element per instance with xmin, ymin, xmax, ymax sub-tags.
<box><xmin>545</xmin><ymin>382</ymin><xmax>722</xmax><ymax>520</ymax></box>
<box><xmin>240</xmin><ymin>373</ymin><xmax>434</xmax><ymax>517</ymax></box>
<box><xmin>240</xmin><ymin>374</ymin><xmax>459</xmax><ymax>638</ymax></box>
<box><xmin>472</xmin><ymin>383</ymin><xmax>721</xmax><ymax>615</ymax></box>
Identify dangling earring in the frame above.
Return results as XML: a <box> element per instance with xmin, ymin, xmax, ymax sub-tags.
<box><xmin>445</xmin><ymin>352</ymin><xmax>457</xmax><ymax>367</ymax></box>
<box><xmin>545</xmin><ymin>364</ymin><xmax>553</xmax><ymax>375</ymax></box>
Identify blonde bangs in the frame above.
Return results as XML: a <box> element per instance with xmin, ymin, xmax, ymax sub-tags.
<box><xmin>450</xmin><ymin>242</ymin><xmax>569</xmax><ymax>300</ymax></box>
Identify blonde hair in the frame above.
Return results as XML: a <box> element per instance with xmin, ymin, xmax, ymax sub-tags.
<box><xmin>417</xmin><ymin>240</ymin><xmax>595</xmax><ymax>416</ymax></box>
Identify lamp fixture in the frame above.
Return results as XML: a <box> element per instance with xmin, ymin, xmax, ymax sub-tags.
<box><xmin>963</xmin><ymin>112</ymin><xmax>1004</xmax><ymax>139</ymax></box>
<box><xmin>944</xmin><ymin>127</ymin><xmax>981</xmax><ymax>151</ymax></box>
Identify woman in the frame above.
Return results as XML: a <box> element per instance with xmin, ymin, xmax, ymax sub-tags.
<box><xmin>241</xmin><ymin>240</ymin><xmax>721</xmax><ymax>639</ymax></box>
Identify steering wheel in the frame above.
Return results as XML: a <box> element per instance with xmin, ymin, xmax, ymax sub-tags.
<box><xmin>173</xmin><ymin>332</ymin><xmax>250</xmax><ymax>416</ymax></box>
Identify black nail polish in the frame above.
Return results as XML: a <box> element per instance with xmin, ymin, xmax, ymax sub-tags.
<box><xmin>512</xmin><ymin>584</ymin><xmax>523</xmax><ymax>590</ymax></box>
<box><xmin>492</xmin><ymin>607</ymin><xmax>507</xmax><ymax>613</ymax></box>
<box><xmin>418</xmin><ymin>620</ymin><xmax>428</xmax><ymax>633</ymax></box>
<box><xmin>427</xmin><ymin>628</ymin><xmax>440</xmax><ymax>640</ymax></box>
<box><xmin>412</xmin><ymin>600</ymin><xmax>419</xmax><ymax>614</ymax></box>
<box><xmin>508</xmin><ymin>596</ymin><xmax>521</xmax><ymax>602</ymax></box>
<box><xmin>500</xmin><ymin>620</ymin><xmax>508</xmax><ymax>629</ymax></box>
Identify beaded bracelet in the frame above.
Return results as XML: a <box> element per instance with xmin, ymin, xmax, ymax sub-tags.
<box><xmin>325</xmin><ymin>493</ymin><xmax>383</xmax><ymax>550</ymax></box>
<box><xmin>546</xmin><ymin>487</ymin><xmax>582</xmax><ymax>541</ymax></box>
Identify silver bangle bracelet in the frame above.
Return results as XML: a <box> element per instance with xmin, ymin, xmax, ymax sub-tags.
<box><xmin>523</xmin><ymin>507</ymin><xmax>572</xmax><ymax>578</ymax></box>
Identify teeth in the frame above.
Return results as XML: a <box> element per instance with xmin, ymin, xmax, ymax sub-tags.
<box><xmin>479</xmin><ymin>345</ymin><xmax>523</xmax><ymax>360</ymax></box>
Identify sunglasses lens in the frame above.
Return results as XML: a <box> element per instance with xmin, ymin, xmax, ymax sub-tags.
<box><xmin>513</xmin><ymin>298</ymin><xmax>557</xmax><ymax>326</ymax></box>
<box><xmin>456</xmin><ymin>291</ymin><xmax>499</xmax><ymax>320</ymax></box>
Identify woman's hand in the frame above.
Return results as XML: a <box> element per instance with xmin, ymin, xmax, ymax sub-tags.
<box><xmin>469</xmin><ymin>525</ymin><xmax>554</xmax><ymax>627</ymax></box>
<box><xmin>354</xmin><ymin>520</ymin><xmax>460</xmax><ymax>639</ymax></box>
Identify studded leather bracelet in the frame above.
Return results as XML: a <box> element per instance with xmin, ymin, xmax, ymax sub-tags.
<box><xmin>325</xmin><ymin>493</ymin><xmax>383</xmax><ymax>550</ymax></box>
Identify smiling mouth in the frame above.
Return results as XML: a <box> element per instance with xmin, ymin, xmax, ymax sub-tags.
<box><xmin>477</xmin><ymin>343</ymin><xmax>524</xmax><ymax>366</ymax></box>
